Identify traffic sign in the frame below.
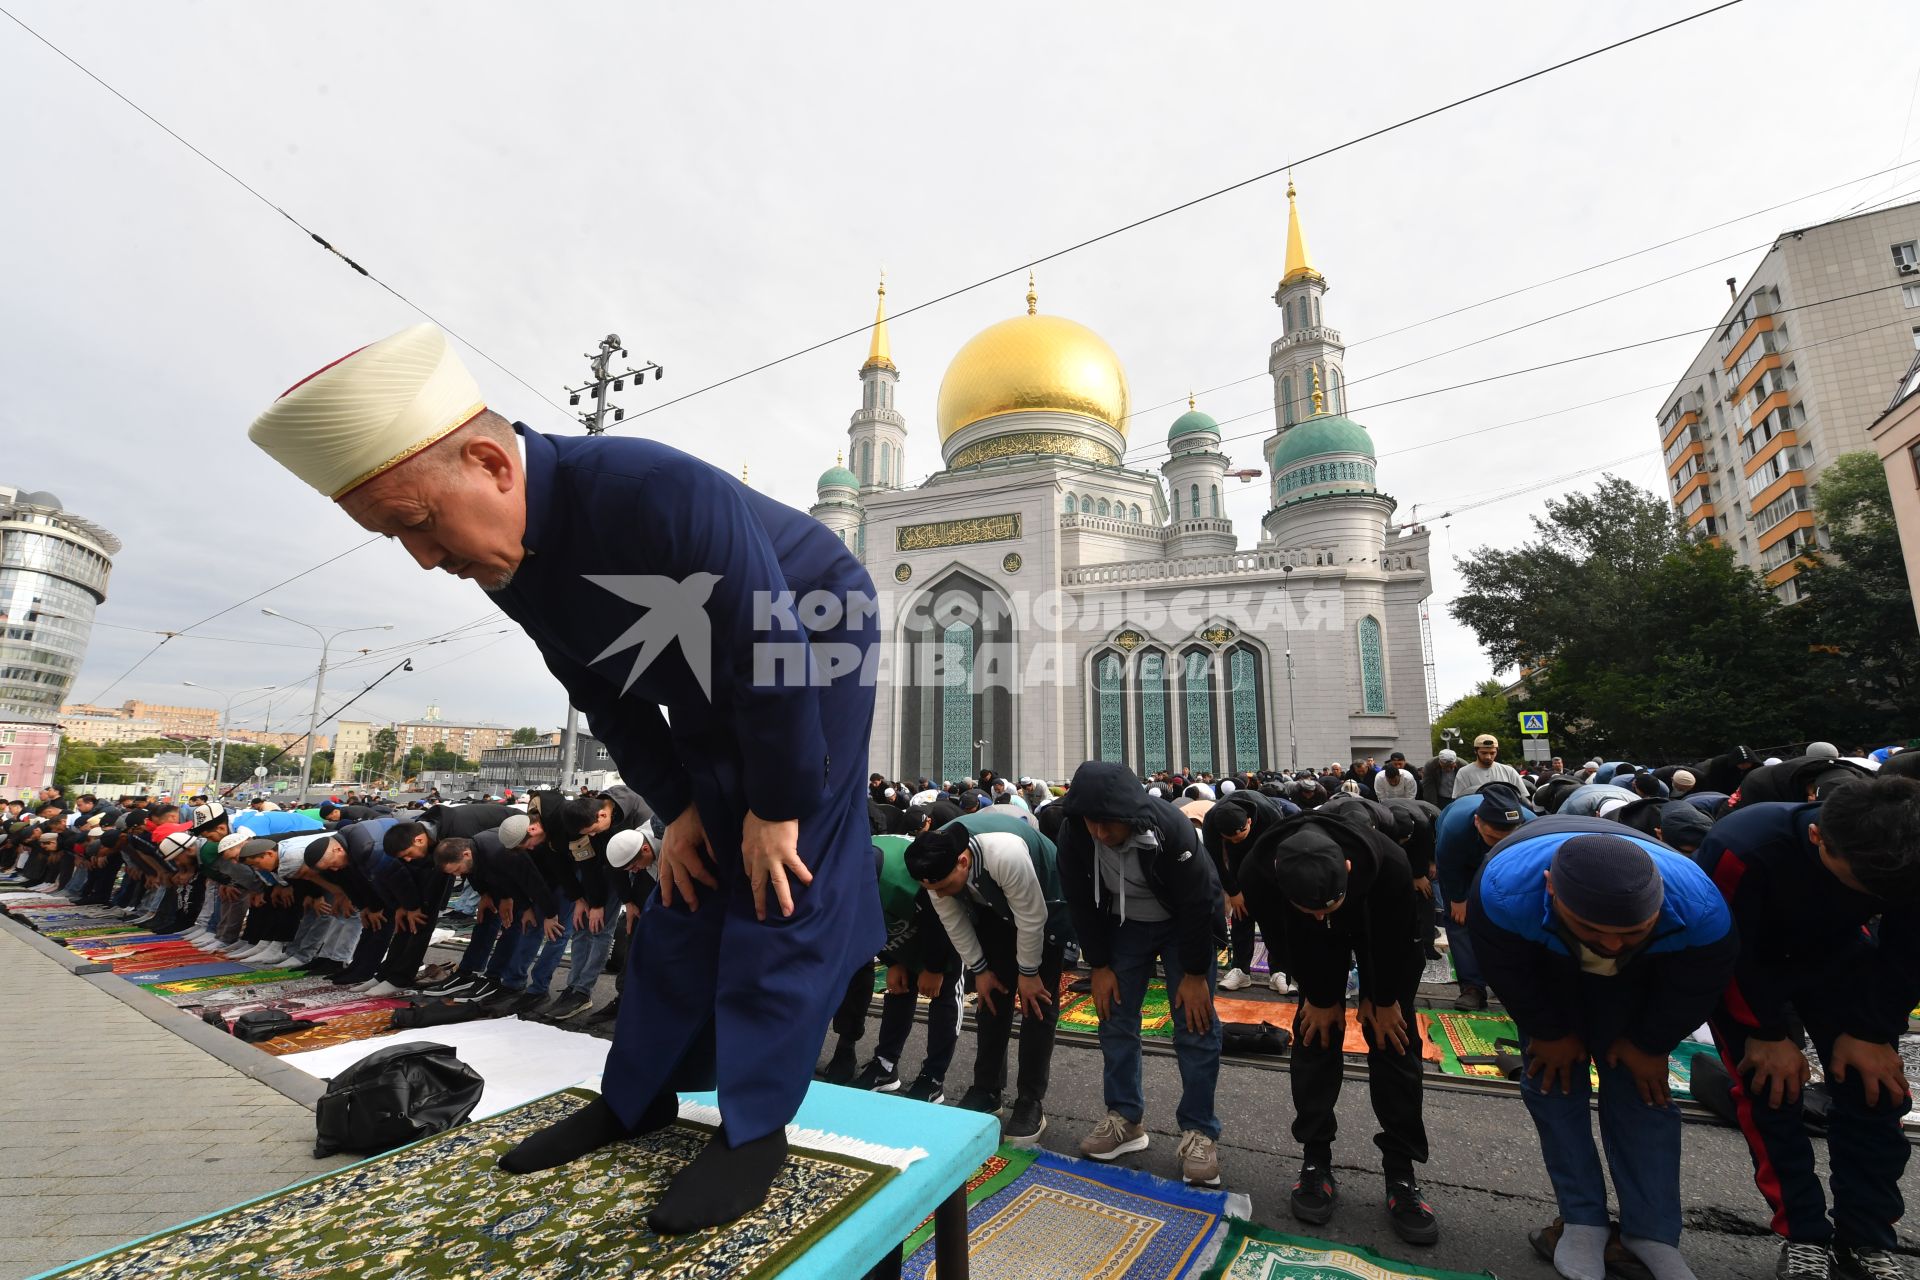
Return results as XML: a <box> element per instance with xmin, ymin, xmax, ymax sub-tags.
<box><xmin>253</xmin><ymin>766</ymin><xmax>268</xmax><ymax>778</ymax></box>
<box><xmin>1518</xmin><ymin>712</ymin><xmax>1549</xmax><ymax>736</ymax></box>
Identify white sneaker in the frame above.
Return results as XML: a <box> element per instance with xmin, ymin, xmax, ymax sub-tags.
<box><xmin>223</xmin><ymin>942</ymin><xmax>257</xmax><ymax>959</ymax></box>
<box><xmin>250</xmin><ymin>946</ymin><xmax>288</xmax><ymax>967</ymax></box>
<box><xmin>1218</xmin><ymin>967</ymin><xmax>1252</xmax><ymax>991</ymax></box>
<box><xmin>348</xmin><ymin>979</ymin><xmax>380</xmax><ymax>993</ymax></box>
<box><xmin>1269</xmin><ymin>973</ymin><xmax>1298</xmax><ymax>995</ymax></box>
<box><xmin>363</xmin><ymin>980</ymin><xmax>402</xmax><ymax>998</ymax></box>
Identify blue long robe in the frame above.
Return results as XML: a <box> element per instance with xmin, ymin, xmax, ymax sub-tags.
<box><xmin>491</xmin><ymin>426</ymin><xmax>882</xmax><ymax>1143</ymax></box>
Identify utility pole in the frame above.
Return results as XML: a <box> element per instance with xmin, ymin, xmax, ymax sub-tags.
<box><xmin>555</xmin><ymin>334</ymin><xmax>664</xmax><ymax>788</ymax></box>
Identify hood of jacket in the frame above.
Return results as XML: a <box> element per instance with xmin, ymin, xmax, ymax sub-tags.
<box><xmin>1057</xmin><ymin>761</ymin><xmax>1155</xmax><ymax>826</ymax></box>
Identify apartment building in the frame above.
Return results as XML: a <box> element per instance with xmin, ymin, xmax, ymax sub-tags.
<box><xmin>1656</xmin><ymin>199</ymin><xmax>1920</xmax><ymax>601</ymax></box>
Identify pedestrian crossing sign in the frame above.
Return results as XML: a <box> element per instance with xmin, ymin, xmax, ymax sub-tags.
<box><xmin>1519</xmin><ymin>712</ymin><xmax>1548</xmax><ymax>735</ymax></box>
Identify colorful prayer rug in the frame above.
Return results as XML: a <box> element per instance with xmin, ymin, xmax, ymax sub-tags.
<box><xmin>902</xmin><ymin>1149</ymin><xmax>1231</xmax><ymax>1280</ymax></box>
<box><xmin>1056</xmin><ymin>980</ymin><xmax>1444</xmax><ymax>1065</ymax></box>
<box><xmin>38</xmin><ymin>1088</ymin><xmax>897</xmax><ymax>1280</ymax></box>
<box><xmin>1200</xmin><ymin>1218</ymin><xmax>1493</xmax><ymax>1279</ymax></box>
<box><xmin>253</xmin><ymin>1008</ymin><xmax>399</xmax><ymax>1054</ymax></box>
<box><xmin>899</xmin><ymin>1143</ymin><xmax>1038</xmax><ymax>1257</ymax></box>
<box><xmin>1427</xmin><ymin>1010</ymin><xmax>1718</xmax><ymax>1100</ymax></box>
<box><xmin>143</xmin><ymin>966</ymin><xmax>311</xmax><ymax>993</ymax></box>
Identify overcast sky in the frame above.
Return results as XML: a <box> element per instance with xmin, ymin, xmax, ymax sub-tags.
<box><xmin>5</xmin><ymin>0</ymin><xmax>1917</xmax><ymax>744</ymax></box>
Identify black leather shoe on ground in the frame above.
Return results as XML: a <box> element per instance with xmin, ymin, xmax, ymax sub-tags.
<box><xmin>503</xmin><ymin>992</ymin><xmax>546</xmax><ymax>1017</ymax></box>
<box><xmin>1290</xmin><ymin>1163</ymin><xmax>1338</xmax><ymax>1225</ymax></box>
<box><xmin>902</xmin><ymin>1074</ymin><xmax>945</xmax><ymax>1104</ymax></box>
<box><xmin>587</xmin><ymin>995</ymin><xmax>621</xmax><ymax>1022</ymax></box>
<box><xmin>1003</xmin><ymin>1097</ymin><xmax>1047</xmax><ymax>1146</ymax></box>
<box><xmin>1454</xmin><ymin>984</ymin><xmax>1488</xmax><ymax>1011</ymax></box>
<box><xmin>955</xmin><ymin>1086</ymin><xmax>1003</xmax><ymax>1114</ymax></box>
<box><xmin>1385</xmin><ymin>1178</ymin><xmax>1439</xmax><ymax>1245</ymax></box>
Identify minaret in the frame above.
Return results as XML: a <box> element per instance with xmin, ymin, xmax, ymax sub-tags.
<box><xmin>809</xmin><ymin>450</ymin><xmax>862</xmax><ymax>549</ymax></box>
<box><xmin>847</xmin><ymin>274</ymin><xmax>908</xmax><ymax>493</ymax></box>
<box><xmin>1162</xmin><ymin>394</ymin><xmax>1236</xmax><ymax>556</ymax></box>
<box><xmin>1267</xmin><ymin>181</ymin><xmax>1347</xmax><ymax>436</ymax></box>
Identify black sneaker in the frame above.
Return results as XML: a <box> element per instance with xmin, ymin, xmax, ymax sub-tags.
<box><xmin>1454</xmin><ymin>984</ymin><xmax>1488</xmax><ymax>1011</ymax></box>
<box><xmin>501</xmin><ymin>992</ymin><xmax>546</xmax><ymax>1017</ymax></box>
<box><xmin>1004</xmin><ymin>1096</ymin><xmax>1047</xmax><ymax>1147</ymax></box>
<box><xmin>480</xmin><ymin>984</ymin><xmax>528</xmax><ymax>1011</ymax></box>
<box><xmin>1835</xmin><ymin>1244</ymin><xmax>1899</xmax><ymax>1280</ymax></box>
<box><xmin>587</xmin><ymin>995</ymin><xmax>621</xmax><ymax>1023</ymax></box>
<box><xmin>821</xmin><ymin>1040</ymin><xmax>859</xmax><ymax>1085</ymax></box>
<box><xmin>903</xmin><ymin>1074</ymin><xmax>945</xmax><ymax>1104</ymax></box>
<box><xmin>436</xmin><ymin>975</ymin><xmax>485</xmax><ymax>998</ymax></box>
<box><xmin>851</xmin><ymin>1059</ymin><xmax>902</xmax><ymax>1093</ymax></box>
<box><xmin>453</xmin><ymin>977</ymin><xmax>503</xmax><ymax>1001</ymax></box>
<box><xmin>545</xmin><ymin>990</ymin><xmax>593</xmax><ymax>1020</ymax></box>
<box><xmin>1778</xmin><ymin>1242</ymin><xmax>1835</xmax><ymax>1279</ymax></box>
<box><xmin>1290</xmin><ymin>1163</ymin><xmax>1338</xmax><ymax>1225</ymax></box>
<box><xmin>1385</xmin><ymin>1178</ymin><xmax>1439</xmax><ymax>1245</ymax></box>
<box><xmin>956</xmin><ymin>1086</ymin><xmax>1003</xmax><ymax>1114</ymax></box>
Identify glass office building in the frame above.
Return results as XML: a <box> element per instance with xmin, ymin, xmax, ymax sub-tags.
<box><xmin>0</xmin><ymin>486</ymin><xmax>118</xmax><ymax>721</ymax></box>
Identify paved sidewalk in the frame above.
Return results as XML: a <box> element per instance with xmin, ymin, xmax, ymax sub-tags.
<box><xmin>0</xmin><ymin>926</ymin><xmax>349</xmax><ymax>1279</ymax></box>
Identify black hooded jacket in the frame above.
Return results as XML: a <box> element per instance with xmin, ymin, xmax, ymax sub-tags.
<box><xmin>1239</xmin><ymin>810</ymin><xmax>1422</xmax><ymax>1010</ymax></box>
<box><xmin>1055</xmin><ymin>762</ymin><xmax>1223</xmax><ymax>976</ymax></box>
<box><xmin>1201</xmin><ymin>789</ymin><xmax>1287</xmax><ymax>896</ymax></box>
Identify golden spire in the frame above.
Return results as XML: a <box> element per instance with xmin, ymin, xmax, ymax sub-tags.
<box><xmin>1310</xmin><ymin>366</ymin><xmax>1326</xmax><ymax>416</ymax></box>
<box><xmin>1282</xmin><ymin>179</ymin><xmax>1325</xmax><ymax>288</ymax></box>
<box><xmin>741</xmin><ymin>462</ymin><xmax>749</xmax><ymax>485</ymax></box>
<box><xmin>1026</xmin><ymin>270</ymin><xmax>1038</xmax><ymax>316</ymax></box>
<box><xmin>862</xmin><ymin>271</ymin><xmax>895</xmax><ymax>372</ymax></box>
<box><xmin>1189</xmin><ymin>391</ymin><xmax>1196</xmax><ymax>411</ymax></box>
<box><xmin>836</xmin><ymin>449</ymin><xmax>843</xmax><ymax>465</ymax></box>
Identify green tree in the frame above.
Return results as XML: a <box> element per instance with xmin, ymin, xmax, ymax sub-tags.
<box><xmin>1450</xmin><ymin>476</ymin><xmax>1817</xmax><ymax>761</ymax></box>
<box><xmin>370</xmin><ymin>727</ymin><xmax>398</xmax><ymax>778</ymax></box>
<box><xmin>1432</xmin><ymin>680</ymin><xmax>1521</xmax><ymax>759</ymax></box>
<box><xmin>509</xmin><ymin>726</ymin><xmax>541</xmax><ymax>746</ymax></box>
<box><xmin>308</xmin><ymin>751</ymin><xmax>333</xmax><ymax>783</ymax></box>
<box><xmin>1795</xmin><ymin>451</ymin><xmax>1920</xmax><ymax>739</ymax></box>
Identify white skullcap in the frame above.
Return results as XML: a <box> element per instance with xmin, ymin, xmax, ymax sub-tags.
<box><xmin>1219</xmin><ymin>780</ymin><xmax>1236</xmax><ymax>794</ymax></box>
<box><xmin>1596</xmin><ymin>797</ymin><xmax>1631</xmax><ymax>818</ymax></box>
<box><xmin>217</xmin><ymin>832</ymin><xmax>252</xmax><ymax>855</ymax></box>
<box><xmin>1806</xmin><ymin>741</ymin><xmax>1839</xmax><ymax>759</ymax></box>
<box><xmin>249</xmin><ymin>323</ymin><xmax>486</xmax><ymax>500</ymax></box>
<box><xmin>606</xmin><ymin>828</ymin><xmax>651</xmax><ymax>869</ymax></box>
<box><xmin>159</xmin><ymin>832</ymin><xmax>197</xmax><ymax>857</ymax></box>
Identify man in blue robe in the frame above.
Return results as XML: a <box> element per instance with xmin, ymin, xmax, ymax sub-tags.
<box><xmin>249</xmin><ymin>324</ymin><xmax>882</xmax><ymax>1233</ymax></box>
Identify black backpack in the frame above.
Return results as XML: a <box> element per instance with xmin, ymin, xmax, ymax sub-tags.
<box><xmin>312</xmin><ymin>1041</ymin><xmax>484</xmax><ymax>1157</ymax></box>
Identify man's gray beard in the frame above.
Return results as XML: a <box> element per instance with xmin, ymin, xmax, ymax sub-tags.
<box><xmin>480</xmin><ymin>570</ymin><xmax>514</xmax><ymax>593</ymax></box>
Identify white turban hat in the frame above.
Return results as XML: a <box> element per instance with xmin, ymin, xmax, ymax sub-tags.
<box><xmin>249</xmin><ymin>323</ymin><xmax>486</xmax><ymax>499</ymax></box>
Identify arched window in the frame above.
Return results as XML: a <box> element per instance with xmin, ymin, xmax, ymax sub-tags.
<box><xmin>859</xmin><ymin>441</ymin><xmax>873</xmax><ymax>485</ymax></box>
<box><xmin>1210</xmin><ymin>485</ymin><xmax>1220</xmax><ymax>517</ymax></box>
<box><xmin>1226</xmin><ymin>643</ymin><xmax>1267</xmax><ymax>773</ymax></box>
<box><xmin>1326</xmin><ymin>365</ymin><xmax>1342</xmax><ymax>415</ymax></box>
<box><xmin>1064</xmin><ymin>493</ymin><xmax>1078</xmax><ymax>515</ymax></box>
<box><xmin>1189</xmin><ymin>484</ymin><xmax>1200</xmax><ymax>517</ymax></box>
<box><xmin>1280</xmin><ymin>375</ymin><xmax>1295</xmax><ymax>426</ymax></box>
<box><xmin>1129</xmin><ymin>503</ymin><xmax>1141</xmax><ymax>523</ymax></box>
<box><xmin>1182</xmin><ymin>647</ymin><xmax>1216</xmax><ymax>775</ymax></box>
<box><xmin>1094</xmin><ymin>651</ymin><xmax>1125</xmax><ymax>763</ymax></box>
<box><xmin>941</xmin><ymin>623</ymin><xmax>975</xmax><ymax>780</ymax></box>
<box><xmin>1096</xmin><ymin>498</ymin><xmax>1111</xmax><ymax>517</ymax></box>
<box><xmin>1358</xmin><ymin>616</ymin><xmax>1387</xmax><ymax>715</ymax></box>
<box><xmin>1171</xmin><ymin>489</ymin><xmax>1180</xmax><ymax>519</ymax></box>
<box><xmin>879</xmin><ymin>442</ymin><xmax>892</xmax><ymax>488</ymax></box>
<box><xmin>1082</xmin><ymin>492</ymin><xmax>1095</xmax><ymax>513</ymax></box>
<box><xmin>1135</xmin><ymin>648</ymin><xmax>1171</xmax><ymax>775</ymax></box>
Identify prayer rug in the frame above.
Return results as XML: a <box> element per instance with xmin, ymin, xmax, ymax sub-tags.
<box><xmin>143</xmin><ymin>966</ymin><xmax>310</xmax><ymax>993</ymax></box>
<box><xmin>124</xmin><ymin>962</ymin><xmax>258</xmax><ymax>984</ymax></box>
<box><xmin>902</xmin><ymin>1149</ymin><xmax>1233</xmax><ymax>1280</ymax></box>
<box><xmin>40</xmin><ymin>924</ymin><xmax>149</xmax><ymax>940</ymax></box>
<box><xmin>1428</xmin><ymin>1011</ymin><xmax>1718</xmax><ymax>1099</ymax></box>
<box><xmin>38</xmin><ymin>1088</ymin><xmax>900</xmax><ymax>1280</ymax></box>
<box><xmin>899</xmin><ymin>1143</ymin><xmax>1038</xmax><ymax>1256</ymax></box>
<box><xmin>252</xmin><ymin>1008</ymin><xmax>398</xmax><ymax>1054</ymax></box>
<box><xmin>1057</xmin><ymin>980</ymin><xmax>1444</xmax><ymax>1065</ymax></box>
<box><xmin>1200</xmin><ymin>1218</ymin><xmax>1493</xmax><ymax>1279</ymax></box>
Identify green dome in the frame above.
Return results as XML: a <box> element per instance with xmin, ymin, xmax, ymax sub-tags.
<box><xmin>817</xmin><ymin>463</ymin><xmax>859</xmax><ymax>492</ymax></box>
<box><xmin>1168</xmin><ymin>408</ymin><xmax>1219</xmax><ymax>440</ymax></box>
<box><xmin>1268</xmin><ymin>414</ymin><xmax>1376</xmax><ymax>474</ymax></box>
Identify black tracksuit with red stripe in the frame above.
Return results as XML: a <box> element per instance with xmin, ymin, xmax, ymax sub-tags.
<box><xmin>1694</xmin><ymin>801</ymin><xmax>1920</xmax><ymax>1250</ymax></box>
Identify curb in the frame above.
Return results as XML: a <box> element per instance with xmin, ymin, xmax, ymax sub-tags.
<box><xmin>0</xmin><ymin>911</ymin><xmax>327</xmax><ymax>1110</ymax></box>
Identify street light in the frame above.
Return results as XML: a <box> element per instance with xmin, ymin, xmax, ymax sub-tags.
<box><xmin>974</xmin><ymin>739</ymin><xmax>989</xmax><ymax>778</ymax></box>
<box><xmin>261</xmin><ymin>608</ymin><xmax>394</xmax><ymax>804</ymax></box>
<box><xmin>182</xmin><ymin>680</ymin><xmax>274</xmax><ymax>791</ymax></box>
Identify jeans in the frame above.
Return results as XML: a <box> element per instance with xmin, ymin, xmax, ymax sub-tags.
<box><xmin>1432</xmin><ymin>879</ymin><xmax>1486</xmax><ymax>990</ymax></box>
<box><xmin>1521</xmin><ymin>1036</ymin><xmax>1682</xmax><ymax>1245</ymax></box>
<box><xmin>565</xmin><ymin>888</ymin><xmax>624</xmax><ymax>996</ymax></box>
<box><xmin>1099</xmin><ymin>916</ymin><xmax>1223</xmax><ymax>1139</ymax></box>
<box><xmin>446</xmin><ymin>883</ymin><xmax>480</xmax><ymax>915</ymax></box>
<box><xmin>506</xmin><ymin>889</ymin><xmax>575</xmax><ymax>994</ymax></box>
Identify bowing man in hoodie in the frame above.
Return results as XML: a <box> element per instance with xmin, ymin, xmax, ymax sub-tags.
<box><xmin>1240</xmin><ymin>810</ymin><xmax>1439</xmax><ymax>1247</ymax></box>
<box><xmin>1057</xmin><ymin>761</ymin><xmax>1228</xmax><ymax>1189</ymax></box>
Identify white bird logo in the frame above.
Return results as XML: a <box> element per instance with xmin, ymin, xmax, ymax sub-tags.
<box><xmin>582</xmin><ymin>572</ymin><xmax>722</xmax><ymax>700</ymax></box>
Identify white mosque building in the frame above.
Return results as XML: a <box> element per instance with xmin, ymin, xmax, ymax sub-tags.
<box><xmin>808</xmin><ymin>186</ymin><xmax>1435</xmax><ymax>784</ymax></box>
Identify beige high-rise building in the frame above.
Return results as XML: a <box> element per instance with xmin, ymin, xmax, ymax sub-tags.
<box><xmin>1655</xmin><ymin>199</ymin><xmax>1920</xmax><ymax>603</ymax></box>
<box><xmin>333</xmin><ymin>720</ymin><xmax>374</xmax><ymax>783</ymax></box>
<box><xmin>392</xmin><ymin>719</ymin><xmax>514</xmax><ymax>760</ymax></box>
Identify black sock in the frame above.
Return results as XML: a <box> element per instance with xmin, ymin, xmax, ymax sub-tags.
<box><xmin>648</xmin><ymin>1129</ymin><xmax>789</xmax><ymax>1235</ymax></box>
<box><xmin>497</xmin><ymin>1091</ymin><xmax>676</xmax><ymax>1175</ymax></box>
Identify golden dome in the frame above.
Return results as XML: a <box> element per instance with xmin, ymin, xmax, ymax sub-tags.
<box><xmin>935</xmin><ymin>307</ymin><xmax>1130</xmax><ymax>444</ymax></box>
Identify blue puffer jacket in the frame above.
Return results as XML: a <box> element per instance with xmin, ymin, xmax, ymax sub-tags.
<box><xmin>1467</xmin><ymin>816</ymin><xmax>1737</xmax><ymax>1054</ymax></box>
